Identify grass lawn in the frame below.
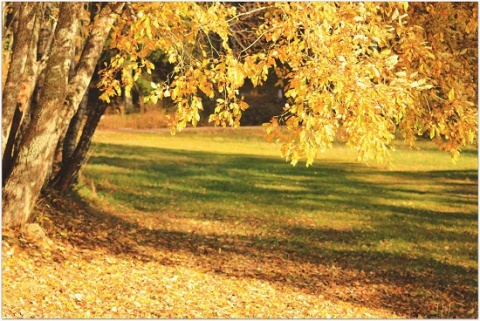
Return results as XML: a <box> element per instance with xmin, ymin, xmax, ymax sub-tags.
<box><xmin>2</xmin><ymin>127</ymin><xmax>478</xmax><ymax>318</ymax></box>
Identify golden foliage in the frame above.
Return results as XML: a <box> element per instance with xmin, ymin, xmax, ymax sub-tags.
<box><xmin>98</xmin><ymin>2</ymin><xmax>477</xmax><ymax>166</ymax></box>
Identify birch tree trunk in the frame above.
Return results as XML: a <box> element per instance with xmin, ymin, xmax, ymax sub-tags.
<box><xmin>59</xmin><ymin>3</ymin><xmax>125</xmax><ymax>127</ymax></box>
<box><xmin>49</xmin><ymin>31</ymin><xmax>82</xmax><ymax>183</ymax></box>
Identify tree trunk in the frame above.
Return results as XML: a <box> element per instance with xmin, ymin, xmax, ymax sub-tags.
<box><xmin>49</xmin><ymin>34</ymin><xmax>82</xmax><ymax>182</ymax></box>
<box><xmin>14</xmin><ymin>3</ymin><xmax>58</xmax><ymax>184</ymax></box>
<box><xmin>48</xmin><ymin>91</ymin><xmax>88</xmax><ymax>186</ymax></box>
<box><xmin>59</xmin><ymin>3</ymin><xmax>92</xmax><ymax>164</ymax></box>
<box><xmin>63</xmin><ymin>93</ymin><xmax>89</xmax><ymax>162</ymax></box>
<box><xmin>3</xmin><ymin>3</ymin><xmax>44</xmax><ymax>183</ymax></box>
<box><xmin>49</xmin><ymin>2</ymin><xmax>125</xmax><ymax>186</ymax></box>
<box><xmin>15</xmin><ymin>3</ymin><xmax>58</xmax><ymax>156</ymax></box>
<box><xmin>2</xmin><ymin>2</ymin><xmax>125</xmax><ymax>228</ymax></box>
<box><xmin>2</xmin><ymin>3</ymin><xmax>18</xmax><ymax>90</ymax></box>
<box><xmin>52</xmin><ymin>101</ymin><xmax>108</xmax><ymax>194</ymax></box>
<box><xmin>57</xmin><ymin>2</ymin><xmax>125</xmax><ymax>130</ymax></box>
<box><xmin>2</xmin><ymin>2</ymin><xmax>81</xmax><ymax>228</ymax></box>
<box><xmin>2</xmin><ymin>2</ymin><xmax>37</xmax><ymax>155</ymax></box>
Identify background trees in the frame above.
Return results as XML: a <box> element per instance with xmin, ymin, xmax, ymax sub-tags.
<box><xmin>2</xmin><ymin>2</ymin><xmax>477</xmax><ymax>228</ymax></box>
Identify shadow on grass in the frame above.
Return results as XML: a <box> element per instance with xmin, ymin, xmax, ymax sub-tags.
<box><xmin>70</xmin><ymin>142</ymin><xmax>478</xmax><ymax>317</ymax></box>
<box><xmin>88</xmin><ymin>143</ymin><xmax>477</xmax><ymax>226</ymax></box>
<box><xmin>50</xmin><ymin>196</ymin><xmax>478</xmax><ymax>318</ymax></box>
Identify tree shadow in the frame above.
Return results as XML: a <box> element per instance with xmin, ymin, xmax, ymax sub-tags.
<box><xmin>71</xmin><ymin>142</ymin><xmax>478</xmax><ymax>317</ymax></box>
<box><xmin>47</xmin><ymin>193</ymin><xmax>477</xmax><ymax>318</ymax></box>
<box><xmin>88</xmin><ymin>144</ymin><xmax>476</xmax><ymax>226</ymax></box>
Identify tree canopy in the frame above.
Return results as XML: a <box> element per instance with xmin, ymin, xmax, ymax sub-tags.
<box><xmin>1</xmin><ymin>2</ymin><xmax>478</xmax><ymax>227</ymax></box>
<box><xmin>99</xmin><ymin>2</ymin><xmax>477</xmax><ymax>166</ymax></box>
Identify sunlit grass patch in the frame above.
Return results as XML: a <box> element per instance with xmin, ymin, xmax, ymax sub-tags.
<box><xmin>74</xmin><ymin>127</ymin><xmax>479</xmax><ymax>316</ymax></box>
<box><xmin>5</xmin><ymin>127</ymin><xmax>475</xmax><ymax>318</ymax></box>
<box><xmin>84</xmin><ymin>129</ymin><xmax>477</xmax><ymax>266</ymax></box>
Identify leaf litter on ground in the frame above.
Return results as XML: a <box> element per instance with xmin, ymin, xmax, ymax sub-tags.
<box><xmin>2</xmin><ymin>190</ymin><xmax>477</xmax><ymax>318</ymax></box>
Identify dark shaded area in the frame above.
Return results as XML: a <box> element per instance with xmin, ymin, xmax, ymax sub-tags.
<box><xmin>200</xmin><ymin>72</ymin><xmax>286</xmax><ymax>126</ymax></box>
<box><xmin>43</xmin><ymin>193</ymin><xmax>477</xmax><ymax>318</ymax></box>
<box><xmin>87</xmin><ymin>142</ymin><xmax>477</xmax><ymax>216</ymax></box>
<box><xmin>42</xmin><ymin>141</ymin><xmax>477</xmax><ymax>318</ymax></box>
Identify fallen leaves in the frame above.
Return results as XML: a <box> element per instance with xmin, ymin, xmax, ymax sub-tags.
<box><xmin>2</xmin><ymin>193</ymin><xmax>477</xmax><ymax>318</ymax></box>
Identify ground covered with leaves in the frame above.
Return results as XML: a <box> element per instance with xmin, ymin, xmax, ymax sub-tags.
<box><xmin>2</xmin><ymin>128</ymin><xmax>478</xmax><ymax>318</ymax></box>
<box><xmin>2</xmin><ymin>195</ymin><xmax>401</xmax><ymax>318</ymax></box>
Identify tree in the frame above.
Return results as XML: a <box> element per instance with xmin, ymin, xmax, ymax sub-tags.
<box><xmin>102</xmin><ymin>2</ymin><xmax>477</xmax><ymax>166</ymax></box>
<box><xmin>2</xmin><ymin>2</ymin><xmax>125</xmax><ymax>227</ymax></box>
<box><xmin>2</xmin><ymin>2</ymin><xmax>37</xmax><ymax>157</ymax></box>
<box><xmin>2</xmin><ymin>2</ymin><xmax>477</xmax><ymax>228</ymax></box>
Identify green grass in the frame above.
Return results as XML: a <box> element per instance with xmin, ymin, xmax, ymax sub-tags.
<box><xmin>79</xmin><ymin>127</ymin><xmax>477</xmax><ymax>317</ymax></box>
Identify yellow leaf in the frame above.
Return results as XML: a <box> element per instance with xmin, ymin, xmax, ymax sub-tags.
<box><xmin>99</xmin><ymin>92</ymin><xmax>111</xmax><ymax>103</ymax></box>
<box><xmin>168</xmin><ymin>53</ymin><xmax>177</xmax><ymax>64</ymax></box>
<box><xmin>448</xmin><ymin>88</ymin><xmax>455</xmax><ymax>101</ymax></box>
<box><xmin>385</xmin><ymin>55</ymin><xmax>398</xmax><ymax>67</ymax></box>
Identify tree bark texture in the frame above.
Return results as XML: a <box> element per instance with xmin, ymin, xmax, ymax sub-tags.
<box><xmin>50</xmin><ymin>2</ymin><xmax>125</xmax><ymax>187</ymax></box>
<box><xmin>2</xmin><ymin>2</ymin><xmax>80</xmax><ymax>228</ymax></box>
<box><xmin>63</xmin><ymin>92</ymin><xmax>89</xmax><ymax>162</ymax></box>
<box><xmin>48</xmin><ymin>92</ymin><xmax>87</xmax><ymax>186</ymax></box>
<box><xmin>2</xmin><ymin>2</ymin><xmax>125</xmax><ymax>228</ymax></box>
<box><xmin>52</xmin><ymin>101</ymin><xmax>108</xmax><ymax>194</ymax></box>
<box><xmin>2</xmin><ymin>2</ymin><xmax>37</xmax><ymax>155</ymax></box>
<box><xmin>2</xmin><ymin>3</ymin><xmax>19</xmax><ymax>90</ymax></box>
<box><xmin>15</xmin><ymin>4</ymin><xmax>58</xmax><ymax>159</ymax></box>
<box><xmin>58</xmin><ymin>2</ymin><xmax>125</xmax><ymax>130</ymax></box>
<box><xmin>48</xmin><ymin>4</ymin><xmax>93</xmax><ymax>183</ymax></box>
<box><xmin>49</xmin><ymin>33</ymin><xmax>81</xmax><ymax>183</ymax></box>
<box><xmin>3</xmin><ymin>4</ymin><xmax>44</xmax><ymax>182</ymax></box>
